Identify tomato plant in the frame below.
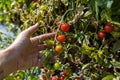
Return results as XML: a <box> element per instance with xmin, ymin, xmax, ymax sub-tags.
<box><xmin>1</xmin><ymin>0</ymin><xmax>120</xmax><ymax>80</ymax></box>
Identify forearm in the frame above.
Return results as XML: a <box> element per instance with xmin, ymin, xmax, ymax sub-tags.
<box><xmin>0</xmin><ymin>48</ymin><xmax>18</xmax><ymax>79</ymax></box>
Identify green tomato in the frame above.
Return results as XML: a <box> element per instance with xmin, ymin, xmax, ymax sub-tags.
<box><xmin>45</xmin><ymin>40</ymin><xmax>54</xmax><ymax>48</ymax></box>
<box><xmin>54</xmin><ymin>62</ymin><xmax>62</xmax><ymax>70</ymax></box>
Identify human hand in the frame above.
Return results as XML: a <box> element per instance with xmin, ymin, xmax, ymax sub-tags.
<box><xmin>8</xmin><ymin>23</ymin><xmax>55</xmax><ymax>70</ymax></box>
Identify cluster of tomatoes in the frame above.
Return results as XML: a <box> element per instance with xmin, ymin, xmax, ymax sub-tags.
<box><xmin>41</xmin><ymin>67</ymin><xmax>67</xmax><ymax>80</ymax></box>
<box><xmin>98</xmin><ymin>24</ymin><xmax>114</xmax><ymax>38</ymax></box>
<box><xmin>55</xmin><ymin>21</ymin><xmax>70</xmax><ymax>53</ymax></box>
<box><xmin>42</xmin><ymin>22</ymin><xmax>70</xmax><ymax>80</ymax></box>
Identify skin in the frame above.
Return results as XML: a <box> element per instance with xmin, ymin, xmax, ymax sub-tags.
<box><xmin>0</xmin><ymin>23</ymin><xmax>56</xmax><ymax>79</ymax></box>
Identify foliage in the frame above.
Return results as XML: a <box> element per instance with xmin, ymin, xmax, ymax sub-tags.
<box><xmin>1</xmin><ymin>0</ymin><xmax>120</xmax><ymax>79</ymax></box>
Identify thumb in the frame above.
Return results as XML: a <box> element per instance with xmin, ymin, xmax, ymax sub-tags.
<box><xmin>25</xmin><ymin>23</ymin><xmax>39</xmax><ymax>37</ymax></box>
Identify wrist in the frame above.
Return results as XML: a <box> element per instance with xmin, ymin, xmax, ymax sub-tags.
<box><xmin>0</xmin><ymin>47</ymin><xmax>18</xmax><ymax>79</ymax></box>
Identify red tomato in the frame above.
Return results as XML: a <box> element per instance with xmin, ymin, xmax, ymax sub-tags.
<box><xmin>62</xmin><ymin>74</ymin><xmax>66</xmax><ymax>78</ymax></box>
<box><xmin>98</xmin><ymin>32</ymin><xmax>106</xmax><ymax>38</ymax></box>
<box><xmin>41</xmin><ymin>74</ymin><xmax>46</xmax><ymax>79</ymax></box>
<box><xmin>48</xmin><ymin>78</ymin><xmax>52</xmax><ymax>80</ymax></box>
<box><xmin>57</xmin><ymin>34</ymin><xmax>66</xmax><ymax>43</ymax></box>
<box><xmin>104</xmin><ymin>24</ymin><xmax>114</xmax><ymax>33</ymax></box>
<box><xmin>60</xmin><ymin>23</ymin><xmax>70</xmax><ymax>32</ymax></box>
<box><xmin>62</xmin><ymin>71</ymin><xmax>67</xmax><ymax>76</ymax></box>
<box><xmin>52</xmin><ymin>76</ymin><xmax>58</xmax><ymax>80</ymax></box>
<box><xmin>43</xmin><ymin>67</ymin><xmax>48</xmax><ymax>72</ymax></box>
<box><xmin>59</xmin><ymin>76</ymin><xmax>65</xmax><ymax>80</ymax></box>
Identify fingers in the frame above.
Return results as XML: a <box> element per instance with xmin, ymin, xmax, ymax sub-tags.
<box><xmin>36</xmin><ymin>53</ymin><xmax>46</xmax><ymax>66</ymax></box>
<box><xmin>29</xmin><ymin>53</ymin><xmax>46</xmax><ymax>67</ymax></box>
<box><xmin>25</xmin><ymin>23</ymin><xmax>39</xmax><ymax>36</ymax></box>
<box><xmin>34</xmin><ymin>32</ymin><xmax>56</xmax><ymax>41</ymax></box>
<box><xmin>37</xmin><ymin>44</ymin><xmax>48</xmax><ymax>51</ymax></box>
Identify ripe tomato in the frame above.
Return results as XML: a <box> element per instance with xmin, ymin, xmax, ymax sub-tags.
<box><xmin>61</xmin><ymin>74</ymin><xmax>66</xmax><ymax>78</ymax></box>
<box><xmin>55</xmin><ymin>45</ymin><xmax>63</xmax><ymax>53</ymax></box>
<box><xmin>59</xmin><ymin>76</ymin><xmax>65</xmax><ymax>80</ymax></box>
<box><xmin>48</xmin><ymin>78</ymin><xmax>52</xmax><ymax>80</ymax></box>
<box><xmin>52</xmin><ymin>76</ymin><xmax>58</xmax><ymax>80</ymax></box>
<box><xmin>98</xmin><ymin>32</ymin><xmax>106</xmax><ymax>38</ymax></box>
<box><xmin>104</xmin><ymin>24</ymin><xmax>114</xmax><ymax>33</ymax></box>
<box><xmin>60</xmin><ymin>23</ymin><xmax>70</xmax><ymax>32</ymax></box>
<box><xmin>62</xmin><ymin>71</ymin><xmax>67</xmax><ymax>76</ymax></box>
<box><xmin>54</xmin><ymin>62</ymin><xmax>62</xmax><ymax>69</ymax></box>
<box><xmin>43</xmin><ymin>67</ymin><xmax>48</xmax><ymax>72</ymax></box>
<box><xmin>57</xmin><ymin>34</ymin><xmax>66</xmax><ymax>43</ymax></box>
<box><xmin>41</xmin><ymin>74</ymin><xmax>46</xmax><ymax>79</ymax></box>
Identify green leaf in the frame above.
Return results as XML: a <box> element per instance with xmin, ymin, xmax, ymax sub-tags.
<box><xmin>102</xmin><ymin>75</ymin><xmax>115</xmax><ymax>80</ymax></box>
<box><xmin>81</xmin><ymin>63</ymin><xmax>92</xmax><ymax>70</ymax></box>
<box><xmin>4</xmin><ymin>76</ymin><xmax>15</xmax><ymax>80</ymax></box>
<box><xmin>111</xmin><ymin>32</ymin><xmax>120</xmax><ymax>38</ymax></box>
<box><xmin>113</xmin><ymin>40</ymin><xmax>120</xmax><ymax>52</ymax></box>
<box><xmin>106</xmin><ymin>0</ymin><xmax>113</xmax><ymax>9</ymax></box>
<box><xmin>111</xmin><ymin>61</ymin><xmax>120</xmax><ymax>69</ymax></box>
<box><xmin>68</xmin><ymin>54</ymin><xmax>74</xmax><ymax>62</ymax></box>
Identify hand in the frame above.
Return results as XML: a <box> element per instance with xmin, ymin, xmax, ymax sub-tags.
<box><xmin>8</xmin><ymin>23</ymin><xmax>55</xmax><ymax>70</ymax></box>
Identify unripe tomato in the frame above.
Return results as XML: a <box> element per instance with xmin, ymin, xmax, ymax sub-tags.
<box><xmin>104</xmin><ymin>24</ymin><xmax>114</xmax><ymax>33</ymax></box>
<box><xmin>60</xmin><ymin>23</ymin><xmax>70</xmax><ymax>32</ymax></box>
<box><xmin>98</xmin><ymin>32</ymin><xmax>106</xmax><ymax>38</ymax></box>
<box><xmin>54</xmin><ymin>62</ymin><xmax>62</xmax><ymax>69</ymax></box>
<box><xmin>55</xmin><ymin>45</ymin><xmax>63</xmax><ymax>53</ymax></box>
<box><xmin>57</xmin><ymin>34</ymin><xmax>66</xmax><ymax>43</ymax></box>
<box><xmin>52</xmin><ymin>76</ymin><xmax>58</xmax><ymax>80</ymax></box>
<box><xmin>45</xmin><ymin>40</ymin><xmax>54</xmax><ymax>48</ymax></box>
